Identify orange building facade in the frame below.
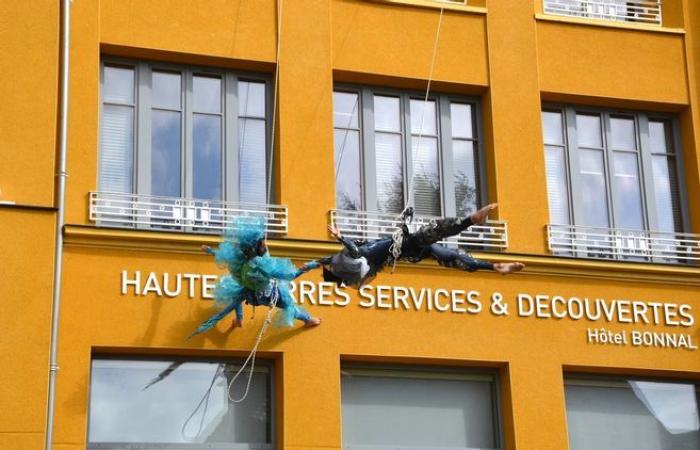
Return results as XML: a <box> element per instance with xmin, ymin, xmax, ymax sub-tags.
<box><xmin>1</xmin><ymin>1</ymin><xmax>700</xmax><ymax>449</ymax></box>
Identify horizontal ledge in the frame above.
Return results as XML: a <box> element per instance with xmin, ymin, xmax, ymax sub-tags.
<box><xmin>0</xmin><ymin>202</ymin><xmax>57</xmax><ymax>213</ymax></box>
<box><xmin>367</xmin><ymin>0</ymin><xmax>487</xmax><ymax>15</ymax></box>
<box><xmin>64</xmin><ymin>225</ymin><xmax>700</xmax><ymax>285</ymax></box>
<box><xmin>535</xmin><ymin>13</ymin><xmax>685</xmax><ymax>35</ymax></box>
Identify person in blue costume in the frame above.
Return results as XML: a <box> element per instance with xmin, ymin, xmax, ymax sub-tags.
<box><xmin>317</xmin><ymin>204</ymin><xmax>524</xmax><ymax>288</ymax></box>
<box><xmin>189</xmin><ymin>216</ymin><xmax>321</xmax><ymax>338</ymax></box>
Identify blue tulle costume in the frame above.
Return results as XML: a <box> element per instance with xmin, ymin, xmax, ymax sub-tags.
<box><xmin>189</xmin><ymin>216</ymin><xmax>318</xmax><ymax>338</ymax></box>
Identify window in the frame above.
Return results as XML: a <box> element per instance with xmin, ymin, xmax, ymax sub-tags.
<box><xmin>333</xmin><ymin>87</ymin><xmax>484</xmax><ymax>218</ymax></box>
<box><xmin>564</xmin><ymin>375</ymin><xmax>700</xmax><ymax>450</ymax></box>
<box><xmin>100</xmin><ymin>60</ymin><xmax>270</xmax><ymax>204</ymax></box>
<box><xmin>543</xmin><ymin>1</ymin><xmax>663</xmax><ymax>26</ymax></box>
<box><xmin>341</xmin><ymin>365</ymin><xmax>501</xmax><ymax>449</ymax></box>
<box><xmin>543</xmin><ymin>106</ymin><xmax>689</xmax><ymax>261</ymax></box>
<box><xmin>87</xmin><ymin>357</ymin><xmax>273</xmax><ymax>449</ymax></box>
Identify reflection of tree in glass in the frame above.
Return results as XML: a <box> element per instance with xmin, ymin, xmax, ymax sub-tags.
<box><xmin>455</xmin><ymin>170</ymin><xmax>477</xmax><ymax>216</ymax></box>
<box><xmin>337</xmin><ymin>191</ymin><xmax>360</xmax><ymax>211</ymax></box>
<box><xmin>379</xmin><ymin>174</ymin><xmax>405</xmax><ymax>214</ymax></box>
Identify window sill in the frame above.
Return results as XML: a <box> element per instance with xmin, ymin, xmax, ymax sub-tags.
<box><xmin>367</xmin><ymin>0</ymin><xmax>486</xmax><ymax>15</ymax></box>
<box><xmin>64</xmin><ymin>225</ymin><xmax>700</xmax><ymax>286</ymax></box>
<box><xmin>535</xmin><ymin>13</ymin><xmax>685</xmax><ymax>35</ymax></box>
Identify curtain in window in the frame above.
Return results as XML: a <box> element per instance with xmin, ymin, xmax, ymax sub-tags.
<box><xmin>100</xmin><ymin>66</ymin><xmax>135</xmax><ymax>193</ymax></box>
<box><xmin>238</xmin><ymin>81</ymin><xmax>267</xmax><ymax>204</ymax></box>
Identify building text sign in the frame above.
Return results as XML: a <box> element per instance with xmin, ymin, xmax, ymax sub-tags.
<box><xmin>120</xmin><ymin>270</ymin><xmax>697</xmax><ymax>351</ymax></box>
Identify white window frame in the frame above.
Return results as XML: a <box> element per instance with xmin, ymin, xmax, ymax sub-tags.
<box><xmin>543</xmin><ymin>105</ymin><xmax>690</xmax><ymax>233</ymax></box>
<box><xmin>333</xmin><ymin>85</ymin><xmax>487</xmax><ymax>217</ymax></box>
<box><xmin>99</xmin><ymin>57</ymin><xmax>274</xmax><ymax>204</ymax></box>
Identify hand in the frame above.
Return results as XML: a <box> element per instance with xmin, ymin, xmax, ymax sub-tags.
<box><xmin>328</xmin><ymin>224</ymin><xmax>341</xmax><ymax>240</ymax></box>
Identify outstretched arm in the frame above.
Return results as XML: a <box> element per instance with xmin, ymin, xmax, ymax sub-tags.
<box><xmin>202</xmin><ymin>244</ymin><xmax>215</xmax><ymax>256</ymax></box>
<box><xmin>329</xmin><ymin>224</ymin><xmax>361</xmax><ymax>258</ymax></box>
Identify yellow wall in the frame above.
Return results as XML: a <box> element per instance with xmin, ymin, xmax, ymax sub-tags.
<box><xmin>0</xmin><ymin>1</ymin><xmax>58</xmax><ymax>207</ymax></box>
<box><xmin>5</xmin><ymin>0</ymin><xmax>700</xmax><ymax>449</ymax></box>
<box><xmin>0</xmin><ymin>209</ymin><xmax>55</xmax><ymax>449</ymax></box>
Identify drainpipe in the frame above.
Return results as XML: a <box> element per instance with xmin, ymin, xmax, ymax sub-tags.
<box><xmin>45</xmin><ymin>1</ymin><xmax>71</xmax><ymax>449</ymax></box>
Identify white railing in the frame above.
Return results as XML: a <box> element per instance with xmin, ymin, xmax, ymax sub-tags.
<box><xmin>543</xmin><ymin>0</ymin><xmax>662</xmax><ymax>25</ymax></box>
<box><xmin>547</xmin><ymin>224</ymin><xmax>700</xmax><ymax>264</ymax></box>
<box><xmin>89</xmin><ymin>191</ymin><xmax>288</xmax><ymax>235</ymax></box>
<box><xmin>330</xmin><ymin>209</ymin><xmax>508</xmax><ymax>251</ymax></box>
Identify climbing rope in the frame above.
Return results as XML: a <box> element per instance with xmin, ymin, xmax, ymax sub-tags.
<box><xmin>266</xmin><ymin>0</ymin><xmax>284</xmax><ymax>209</ymax></box>
<box><xmin>181</xmin><ymin>289</ymin><xmax>280</xmax><ymax>440</ymax></box>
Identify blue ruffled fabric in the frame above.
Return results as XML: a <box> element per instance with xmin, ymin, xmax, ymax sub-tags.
<box><xmin>190</xmin><ymin>215</ymin><xmax>311</xmax><ymax>337</ymax></box>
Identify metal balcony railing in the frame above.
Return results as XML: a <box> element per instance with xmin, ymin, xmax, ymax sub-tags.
<box><xmin>330</xmin><ymin>209</ymin><xmax>508</xmax><ymax>251</ymax></box>
<box><xmin>543</xmin><ymin>0</ymin><xmax>662</xmax><ymax>25</ymax></box>
<box><xmin>89</xmin><ymin>191</ymin><xmax>288</xmax><ymax>235</ymax></box>
<box><xmin>547</xmin><ymin>224</ymin><xmax>700</xmax><ymax>264</ymax></box>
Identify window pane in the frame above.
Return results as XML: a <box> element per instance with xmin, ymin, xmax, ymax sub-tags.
<box><xmin>193</xmin><ymin>114</ymin><xmax>222</xmax><ymax>200</ymax></box>
<box><xmin>334</xmin><ymin>129</ymin><xmax>362</xmax><ymax>210</ymax></box>
<box><xmin>612</xmin><ymin>152</ymin><xmax>644</xmax><ymax>230</ymax></box>
<box><xmin>375</xmin><ymin>132</ymin><xmax>403</xmax><ymax>213</ymax></box>
<box><xmin>151</xmin><ymin>110</ymin><xmax>182</xmax><ymax>197</ymax></box>
<box><xmin>342</xmin><ymin>369</ymin><xmax>498</xmax><ymax>448</ymax></box>
<box><xmin>410</xmin><ymin>99</ymin><xmax>437</xmax><ymax>135</ymax></box>
<box><xmin>239</xmin><ymin>81</ymin><xmax>266</xmax><ymax>118</ymax></box>
<box><xmin>103</xmin><ymin>66</ymin><xmax>134</xmax><ymax>104</ymax></box>
<box><xmin>542</xmin><ymin>111</ymin><xmax>564</xmax><ymax>145</ymax></box>
<box><xmin>333</xmin><ymin>91</ymin><xmax>359</xmax><ymax>129</ymax></box>
<box><xmin>152</xmin><ymin>71</ymin><xmax>181</xmax><ymax>110</ymax></box>
<box><xmin>545</xmin><ymin>145</ymin><xmax>570</xmax><ymax>225</ymax></box>
<box><xmin>578</xmin><ymin>149</ymin><xmax>609</xmax><ymax>227</ymax></box>
<box><xmin>412</xmin><ymin>136</ymin><xmax>441</xmax><ymax>216</ymax></box>
<box><xmin>453</xmin><ymin>140</ymin><xmax>478</xmax><ymax>216</ymax></box>
<box><xmin>193</xmin><ymin>75</ymin><xmax>221</xmax><ymax>114</ymax></box>
<box><xmin>100</xmin><ymin>105</ymin><xmax>134</xmax><ymax>192</ymax></box>
<box><xmin>451</xmin><ymin>103</ymin><xmax>473</xmax><ymax>139</ymax></box>
<box><xmin>88</xmin><ymin>359</ymin><xmax>271</xmax><ymax>445</ymax></box>
<box><xmin>239</xmin><ymin>118</ymin><xmax>267</xmax><ymax>203</ymax></box>
<box><xmin>565</xmin><ymin>378</ymin><xmax>700</xmax><ymax>450</ymax></box>
<box><xmin>576</xmin><ymin>113</ymin><xmax>603</xmax><ymax>148</ymax></box>
<box><xmin>649</xmin><ymin>120</ymin><xmax>672</xmax><ymax>154</ymax></box>
<box><xmin>374</xmin><ymin>95</ymin><xmax>400</xmax><ymax>132</ymax></box>
<box><xmin>652</xmin><ymin>155</ymin><xmax>683</xmax><ymax>232</ymax></box>
<box><xmin>609</xmin><ymin>116</ymin><xmax>637</xmax><ymax>151</ymax></box>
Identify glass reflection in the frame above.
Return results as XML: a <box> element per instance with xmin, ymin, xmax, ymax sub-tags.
<box><xmin>545</xmin><ymin>145</ymin><xmax>570</xmax><ymax>225</ymax></box>
<box><xmin>334</xmin><ymin>129</ymin><xmax>362</xmax><ymax>210</ymax></box>
<box><xmin>612</xmin><ymin>152</ymin><xmax>643</xmax><ymax>230</ymax></box>
<box><xmin>374</xmin><ymin>96</ymin><xmax>400</xmax><ymax>132</ymax></box>
<box><xmin>100</xmin><ymin>105</ymin><xmax>134</xmax><ymax>193</ymax></box>
<box><xmin>565</xmin><ymin>379</ymin><xmax>700</xmax><ymax>450</ymax></box>
<box><xmin>652</xmin><ymin>155</ymin><xmax>682</xmax><ymax>232</ymax></box>
<box><xmin>103</xmin><ymin>66</ymin><xmax>134</xmax><ymax>104</ymax></box>
<box><xmin>410</xmin><ymin>99</ymin><xmax>437</xmax><ymax>135</ymax></box>
<box><xmin>576</xmin><ymin>114</ymin><xmax>603</xmax><ymax>148</ymax></box>
<box><xmin>334</xmin><ymin>91</ymin><xmax>359</xmax><ymax>129</ymax></box>
<box><xmin>151</xmin><ymin>110</ymin><xmax>181</xmax><ymax>197</ymax></box>
<box><xmin>451</xmin><ymin>103</ymin><xmax>473</xmax><ymax>139</ymax></box>
<box><xmin>239</xmin><ymin>81</ymin><xmax>266</xmax><ymax>118</ymax></box>
<box><xmin>152</xmin><ymin>71</ymin><xmax>181</xmax><ymax>110</ymax></box>
<box><xmin>193</xmin><ymin>115</ymin><xmax>222</xmax><ymax>200</ymax></box>
<box><xmin>542</xmin><ymin>111</ymin><xmax>564</xmax><ymax>145</ymax></box>
<box><xmin>375</xmin><ymin>133</ymin><xmax>403</xmax><ymax>213</ymax></box>
<box><xmin>453</xmin><ymin>140</ymin><xmax>478</xmax><ymax>217</ymax></box>
<box><xmin>88</xmin><ymin>359</ymin><xmax>270</xmax><ymax>445</ymax></box>
<box><xmin>578</xmin><ymin>149</ymin><xmax>609</xmax><ymax>228</ymax></box>
<box><xmin>412</xmin><ymin>136</ymin><xmax>441</xmax><ymax>216</ymax></box>
<box><xmin>609</xmin><ymin>117</ymin><xmax>636</xmax><ymax>150</ymax></box>
<box><xmin>193</xmin><ymin>76</ymin><xmax>221</xmax><ymax>114</ymax></box>
<box><xmin>239</xmin><ymin>118</ymin><xmax>267</xmax><ymax>203</ymax></box>
<box><xmin>649</xmin><ymin>121</ymin><xmax>670</xmax><ymax>153</ymax></box>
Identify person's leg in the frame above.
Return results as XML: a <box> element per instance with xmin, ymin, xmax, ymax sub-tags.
<box><xmin>276</xmin><ymin>288</ymin><xmax>321</xmax><ymax>327</ymax></box>
<box><xmin>406</xmin><ymin>203</ymin><xmax>498</xmax><ymax>248</ymax></box>
<box><xmin>428</xmin><ymin>244</ymin><xmax>494</xmax><ymax>272</ymax></box>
